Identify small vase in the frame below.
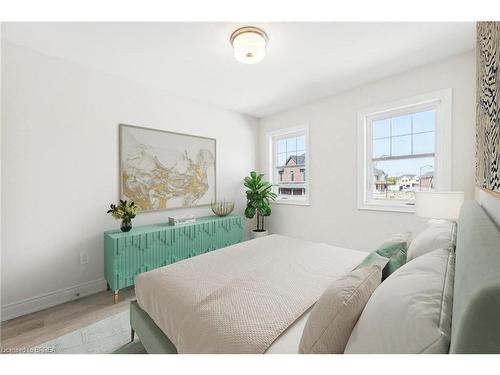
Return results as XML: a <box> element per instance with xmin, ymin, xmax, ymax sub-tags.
<box><xmin>120</xmin><ymin>219</ymin><xmax>132</xmax><ymax>232</ymax></box>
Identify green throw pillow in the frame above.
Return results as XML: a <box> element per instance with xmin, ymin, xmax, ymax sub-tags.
<box><xmin>356</xmin><ymin>242</ymin><xmax>407</xmax><ymax>280</ymax></box>
<box><xmin>357</xmin><ymin>252</ymin><xmax>390</xmax><ymax>269</ymax></box>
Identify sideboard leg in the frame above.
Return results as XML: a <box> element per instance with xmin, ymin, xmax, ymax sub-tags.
<box><xmin>113</xmin><ymin>290</ymin><xmax>119</xmax><ymax>304</ymax></box>
<box><xmin>131</xmin><ymin>328</ymin><xmax>135</xmax><ymax>342</ymax></box>
<box><xmin>106</xmin><ymin>282</ymin><xmax>110</xmax><ymax>291</ymax></box>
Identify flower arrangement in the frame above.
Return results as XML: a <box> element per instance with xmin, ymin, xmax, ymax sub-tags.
<box><xmin>107</xmin><ymin>200</ymin><xmax>139</xmax><ymax>232</ymax></box>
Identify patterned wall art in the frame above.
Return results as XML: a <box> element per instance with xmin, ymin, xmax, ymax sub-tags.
<box><xmin>476</xmin><ymin>22</ymin><xmax>500</xmax><ymax>194</ymax></box>
<box><xmin>119</xmin><ymin>124</ymin><xmax>216</xmax><ymax>211</ymax></box>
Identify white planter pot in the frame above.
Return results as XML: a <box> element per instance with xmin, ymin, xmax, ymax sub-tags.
<box><xmin>251</xmin><ymin>230</ymin><xmax>269</xmax><ymax>239</ymax></box>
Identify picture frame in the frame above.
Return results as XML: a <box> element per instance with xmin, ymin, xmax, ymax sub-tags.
<box><xmin>119</xmin><ymin>123</ymin><xmax>216</xmax><ymax>212</ymax></box>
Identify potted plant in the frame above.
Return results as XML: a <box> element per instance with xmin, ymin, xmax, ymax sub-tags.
<box><xmin>107</xmin><ymin>200</ymin><xmax>139</xmax><ymax>232</ymax></box>
<box><xmin>244</xmin><ymin>171</ymin><xmax>277</xmax><ymax>239</ymax></box>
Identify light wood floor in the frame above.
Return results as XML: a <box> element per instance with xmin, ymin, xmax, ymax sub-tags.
<box><xmin>0</xmin><ymin>287</ymin><xmax>136</xmax><ymax>350</ymax></box>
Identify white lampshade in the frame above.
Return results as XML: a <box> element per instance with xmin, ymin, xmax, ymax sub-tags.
<box><xmin>230</xmin><ymin>27</ymin><xmax>268</xmax><ymax>64</ymax></box>
<box><xmin>415</xmin><ymin>192</ymin><xmax>465</xmax><ymax>221</ymax></box>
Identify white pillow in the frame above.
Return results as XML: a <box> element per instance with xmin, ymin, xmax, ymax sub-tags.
<box><xmin>344</xmin><ymin>248</ymin><xmax>455</xmax><ymax>354</ymax></box>
<box><xmin>299</xmin><ymin>265</ymin><xmax>382</xmax><ymax>354</ymax></box>
<box><xmin>407</xmin><ymin>222</ymin><xmax>455</xmax><ymax>261</ymax></box>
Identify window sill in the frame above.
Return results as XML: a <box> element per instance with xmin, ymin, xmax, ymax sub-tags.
<box><xmin>358</xmin><ymin>201</ymin><xmax>415</xmax><ymax>213</ymax></box>
<box><xmin>272</xmin><ymin>199</ymin><xmax>310</xmax><ymax>206</ymax></box>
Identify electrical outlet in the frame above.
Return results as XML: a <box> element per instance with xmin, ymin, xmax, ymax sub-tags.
<box><xmin>79</xmin><ymin>251</ymin><xmax>89</xmax><ymax>265</ymax></box>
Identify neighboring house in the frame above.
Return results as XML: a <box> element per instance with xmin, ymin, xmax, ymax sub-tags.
<box><xmin>397</xmin><ymin>174</ymin><xmax>419</xmax><ymax>190</ymax></box>
<box><xmin>277</xmin><ymin>154</ymin><xmax>306</xmax><ymax>196</ymax></box>
<box><xmin>375</xmin><ymin>171</ymin><xmax>430</xmax><ymax>193</ymax></box>
<box><xmin>419</xmin><ymin>171</ymin><xmax>434</xmax><ymax>191</ymax></box>
<box><xmin>374</xmin><ymin>168</ymin><xmax>388</xmax><ymax>192</ymax></box>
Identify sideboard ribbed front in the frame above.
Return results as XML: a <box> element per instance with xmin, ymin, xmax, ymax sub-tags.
<box><xmin>104</xmin><ymin>215</ymin><xmax>243</xmax><ymax>303</ymax></box>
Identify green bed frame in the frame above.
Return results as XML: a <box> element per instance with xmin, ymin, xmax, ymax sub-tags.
<box><xmin>130</xmin><ymin>300</ymin><xmax>176</xmax><ymax>354</ymax></box>
<box><xmin>129</xmin><ymin>201</ymin><xmax>500</xmax><ymax>354</ymax></box>
<box><xmin>450</xmin><ymin>200</ymin><xmax>500</xmax><ymax>353</ymax></box>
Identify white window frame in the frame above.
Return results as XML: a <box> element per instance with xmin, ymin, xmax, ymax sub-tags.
<box><xmin>357</xmin><ymin>89</ymin><xmax>452</xmax><ymax>213</ymax></box>
<box><xmin>266</xmin><ymin>124</ymin><xmax>310</xmax><ymax>206</ymax></box>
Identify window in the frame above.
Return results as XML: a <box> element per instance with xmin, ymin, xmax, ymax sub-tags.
<box><xmin>267</xmin><ymin>126</ymin><xmax>309</xmax><ymax>204</ymax></box>
<box><xmin>358</xmin><ymin>90</ymin><xmax>452</xmax><ymax>212</ymax></box>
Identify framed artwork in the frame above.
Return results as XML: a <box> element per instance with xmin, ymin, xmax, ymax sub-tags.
<box><xmin>119</xmin><ymin>124</ymin><xmax>216</xmax><ymax>212</ymax></box>
<box><xmin>476</xmin><ymin>22</ymin><xmax>500</xmax><ymax>195</ymax></box>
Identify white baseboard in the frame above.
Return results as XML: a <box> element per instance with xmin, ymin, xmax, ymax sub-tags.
<box><xmin>1</xmin><ymin>278</ymin><xmax>107</xmax><ymax>322</ymax></box>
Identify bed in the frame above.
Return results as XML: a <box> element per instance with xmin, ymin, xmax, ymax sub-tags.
<box><xmin>129</xmin><ymin>201</ymin><xmax>500</xmax><ymax>354</ymax></box>
<box><xmin>131</xmin><ymin>234</ymin><xmax>366</xmax><ymax>353</ymax></box>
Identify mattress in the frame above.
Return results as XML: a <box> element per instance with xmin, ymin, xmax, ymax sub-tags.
<box><xmin>135</xmin><ymin>234</ymin><xmax>366</xmax><ymax>353</ymax></box>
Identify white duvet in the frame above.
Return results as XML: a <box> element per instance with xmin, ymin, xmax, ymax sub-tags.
<box><xmin>135</xmin><ymin>234</ymin><xmax>366</xmax><ymax>353</ymax></box>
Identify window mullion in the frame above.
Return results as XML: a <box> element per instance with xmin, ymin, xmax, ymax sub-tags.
<box><xmin>389</xmin><ymin>118</ymin><xmax>392</xmax><ymax>157</ymax></box>
<box><xmin>411</xmin><ymin>113</ymin><xmax>414</xmax><ymax>155</ymax></box>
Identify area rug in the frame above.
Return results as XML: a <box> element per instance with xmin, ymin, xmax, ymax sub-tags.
<box><xmin>32</xmin><ymin>310</ymin><xmax>146</xmax><ymax>354</ymax></box>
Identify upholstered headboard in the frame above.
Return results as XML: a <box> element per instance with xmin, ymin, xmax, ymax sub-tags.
<box><xmin>450</xmin><ymin>200</ymin><xmax>500</xmax><ymax>353</ymax></box>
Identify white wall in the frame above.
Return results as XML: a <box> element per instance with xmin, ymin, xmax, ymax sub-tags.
<box><xmin>1</xmin><ymin>42</ymin><xmax>258</xmax><ymax>320</ymax></box>
<box><xmin>259</xmin><ymin>51</ymin><xmax>476</xmax><ymax>251</ymax></box>
<box><xmin>0</xmin><ymin>43</ymin><xmax>478</xmax><ymax>321</ymax></box>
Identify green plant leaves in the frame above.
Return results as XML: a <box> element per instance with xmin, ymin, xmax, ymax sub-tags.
<box><xmin>243</xmin><ymin>171</ymin><xmax>276</xmax><ymax>230</ymax></box>
<box><xmin>260</xmin><ymin>204</ymin><xmax>271</xmax><ymax>216</ymax></box>
<box><xmin>245</xmin><ymin>205</ymin><xmax>256</xmax><ymax>219</ymax></box>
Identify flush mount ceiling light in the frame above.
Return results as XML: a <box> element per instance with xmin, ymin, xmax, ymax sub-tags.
<box><xmin>230</xmin><ymin>26</ymin><xmax>268</xmax><ymax>64</ymax></box>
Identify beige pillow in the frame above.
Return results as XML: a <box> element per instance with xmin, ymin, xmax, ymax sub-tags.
<box><xmin>299</xmin><ymin>265</ymin><xmax>382</xmax><ymax>354</ymax></box>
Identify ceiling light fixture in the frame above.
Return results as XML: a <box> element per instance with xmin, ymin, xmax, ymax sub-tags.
<box><xmin>230</xmin><ymin>26</ymin><xmax>268</xmax><ymax>64</ymax></box>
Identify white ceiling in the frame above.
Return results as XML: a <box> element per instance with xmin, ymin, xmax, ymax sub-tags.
<box><xmin>2</xmin><ymin>22</ymin><xmax>475</xmax><ymax>117</ymax></box>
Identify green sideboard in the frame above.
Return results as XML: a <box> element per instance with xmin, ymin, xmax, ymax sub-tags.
<box><xmin>104</xmin><ymin>215</ymin><xmax>243</xmax><ymax>303</ymax></box>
